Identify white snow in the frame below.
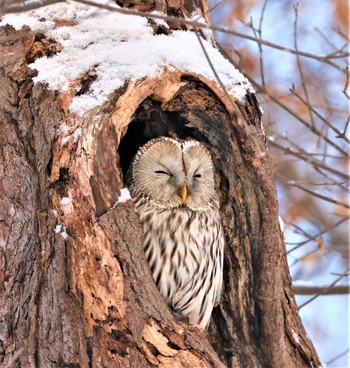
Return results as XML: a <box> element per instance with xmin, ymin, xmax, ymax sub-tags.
<box><xmin>60</xmin><ymin>197</ymin><xmax>72</xmax><ymax>205</ymax></box>
<box><xmin>61</xmin><ymin>136</ymin><xmax>70</xmax><ymax>146</ymax></box>
<box><xmin>291</xmin><ymin>328</ymin><xmax>300</xmax><ymax>345</ymax></box>
<box><xmin>151</xmin><ymin>11</ymin><xmax>169</xmax><ymax>29</ymax></box>
<box><xmin>73</xmin><ymin>127</ymin><xmax>82</xmax><ymax>142</ymax></box>
<box><xmin>54</xmin><ymin>224</ymin><xmax>68</xmax><ymax>239</ymax></box>
<box><xmin>113</xmin><ymin>188</ymin><xmax>131</xmax><ymax>207</ymax></box>
<box><xmin>191</xmin><ymin>11</ymin><xmax>213</xmax><ymax>41</ymax></box>
<box><xmin>8</xmin><ymin>205</ymin><xmax>15</xmax><ymax>216</ymax></box>
<box><xmin>60</xmin><ymin>125</ymin><xmax>70</xmax><ymax>134</ymax></box>
<box><xmin>24</xmin><ymin>0</ymin><xmax>44</xmax><ymax>5</ymax></box>
<box><xmin>61</xmin><ymin>231</ymin><xmax>68</xmax><ymax>240</ymax></box>
<box><xmin>54</xmin><ymin>224</ymin><xmax>62</xmax><ymax>233</ymax></box>
<box><xmin>278</xmin><ymin>215</ymin><xmax>284</xmax><ymax>233</ymax></box>
<box><xmin>1</xmin><ymin>0</ymin><xmax>253</xmax><ymax>116</ymax></box>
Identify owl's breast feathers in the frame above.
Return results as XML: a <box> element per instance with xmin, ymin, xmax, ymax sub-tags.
<box><xmin>132</xmin><ymin>190</ymin><xmax>224</xmax><ymax>329</ymax></box>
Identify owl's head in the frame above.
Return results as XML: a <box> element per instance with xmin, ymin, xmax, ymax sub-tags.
<box><xmin>130</xmin><ymin>137</ymin><xmax>216</xmax><ymax>210</ymax></box>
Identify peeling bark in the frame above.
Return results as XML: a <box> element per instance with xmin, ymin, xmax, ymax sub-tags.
<box><xmin>0</xmin><ymin>1</ymin><xmax>321</xmax><ymax>367</ymax></box>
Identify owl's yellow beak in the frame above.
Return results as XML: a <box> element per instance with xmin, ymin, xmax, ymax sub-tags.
<box><xmin>180</xmin><ymin>184</ymin><xmax>187</xmax><ymax>203</ymax></box>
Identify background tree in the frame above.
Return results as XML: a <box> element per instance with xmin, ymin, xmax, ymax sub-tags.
<box><xmin>1</xmin><ymin>0</ymin><xmax>346</xmax><ymax>367</ymax></box>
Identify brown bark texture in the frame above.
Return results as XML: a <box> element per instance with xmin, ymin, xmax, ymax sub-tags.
<box><xmin>0</xmin><ymin>0</ymin><xmax>321</xmax><ymax>367</ymax></box>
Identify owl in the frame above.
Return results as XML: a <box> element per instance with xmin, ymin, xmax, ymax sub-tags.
<box><xmin>128</xmin><ymin>137</ymin><xmax>224</xmax><ymax>329</ymax></box>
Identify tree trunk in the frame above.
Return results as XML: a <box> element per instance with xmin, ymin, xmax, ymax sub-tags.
<box><xmin>0</xmin><ymin>1</ymin><xmax>321</xmax><ymax>367</ymax></box>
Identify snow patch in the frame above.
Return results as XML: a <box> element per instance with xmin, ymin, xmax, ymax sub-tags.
<box><xmin>61</xmin><ymin>136</ymin><xmax>70</xmax><ymax>146</ymax></box>
<box><xmin>8</xmin><ymin>205</ymin><xmax>15</xmax><ymax>216</ymax></box>
<box><xmin>291</xmin><ymin>328</ymin><xmax>300</xmax><ymax>345</ymax></box>
<box><xmin>191</xmin><ymin>11</ymin><xmax>213</xmax><ymax>41</ymax></box>
<box><xmin>59</xmin><ymin>125</ymin><xmax>70</xmax><ymax>134</ymax></box>
<box><xmin>114</xmin><ymin>188</ymin><xmax>131</xmax><ymax>207</ymax></box>
<box><xmin>54</xmin><ymin>224</ymin><xmax>62</xmax><ymax>233</ymax></box>
<box><xmin>278</xmin><ymin>216</ymin><xmax>284</xmax><ymax>233</ymax></box>
<box><xmin>61</xmin><ymin>231</ymin><xmax>68</xmax><ymax>240</ymax></box>
<box><xmin>61</xmin><ymin>197</ymin><xmax>72</xmax><ymax>206</ymax></box>
<box><xmin>1</xmin><ymin>0</ymin><xmax>253</xmax><ymax>116</ymax></box>
<box><xmin>151</xmin><ymin>11</ymin><xmax>169</xmax><ymax>29</ymax></box>
<box><xmin>73</xmin><ymin>127</ymin><xmax>82</xmax><ymax>142</ymax></box>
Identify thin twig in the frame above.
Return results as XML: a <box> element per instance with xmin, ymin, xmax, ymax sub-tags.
<box><xmin>326</xmin><ymin>348</ymin><xmax>350</xmax><ymax>366</ymax></box>
<box><xmin>293</xmin><ymin>284</ymin><xmax>349</xmax><ymax>295</ymax></box>
<box><xmin>269</xmin><ymin>132</ymin><xmax>349</xmax><ymax>189</ymax></box>
<box><xmin>270</xmin><ymin>140</ymin><xmax>349</xmax><ymax>180</ymax></box>
<box><xmin>258</xmin><ymin>85</ymin><xmax>349</xmax><ymax>157</ymax></box>
<box><xmin>285</xmin><ymin>220</ymin><xmax>313</xmax><ymax>238</ymax></box>
<box><xmin>294</xmin><ymin>152</ymin><xmax>347</xmax><ymax>159</ymax></box>
<box><xmin>290</xmin><ymin>86</ymin><xmax>350</xmax><ymax>144</ymax></box>
<box><xmin>253</xmin><ymin>0</ymin><xmax>268</xmax><ymax>87</ymax></box>
<box><xmin>208</xmin><ymin>0</ymin><xmax>225</xmax><ymax>14</ymax></box>
<box><xmin>287</xmin><ymin>216</ymin><xmax>349</xmax><ymax>253</ymax></box>
<box><xmin>342</xmin><ymin>115</ymin><xmax>350</xmax><ymax>137</ymax></box>
<box><xmin>217</xmin><ymin>44</ymin><xmax>349</xmax><ymax>157</ymax></box>
<box><xmin>342</xmin><ymin>66</ymin><xmax>350</xmax><ymax>100</ymax></box>
<box><xmin>293</xmin><ymin>4</ymin><xmax>315</xmax><ymax>127</ymax></box>
<box><xmin>287</xmin><ymin>181</ymin><xmax>349</xmax><ymax>209</ymax></box>
<box><xmin>193</xmin><ymin>28</ymin><xmax>266</xmax><ymax>158</ymax></box>
<box><xmin>290</xmin><ymin>248</ymin><xmax>323</xmax><ymax>268</ymax></box>
<box><xmin>298</xmin><ymin>269</ymin><xmax>350</xmax><ymax>309</ymax></box>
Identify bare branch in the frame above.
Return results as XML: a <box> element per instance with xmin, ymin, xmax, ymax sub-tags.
<box><xmin>251</xmin><ymin>0</ymin><xmax>268</xmax><ymax>87</ymax></box>
<box><xmin>0</xmin><ymin>0</ymin><xmax>63</xmax><ymax>13</ymax></box>
<box><xmin>283</xmin><ymin>180</ymin><xmax>349</xmax><ymax>209</ymax></box>
<box><xmin>290</xmin><ymin>86</ymin><xmax>350</xmax><ymax>144</ymax></box>
<box><xmin>298</xmin><ymin>269</ymin><xmax>350</xmax><ymax>309</ymax></box>
<box><xmin>293</xmin><ymin>4</ymin><xmax>315</xmax><ymax>128</ymax></box>
<box><xmin>293</xmin><ymin>284</ymin><xmax>349</xmax><ymax>295</ymax></box>
<box><xmin>207</xmin><ymin>0</ymin><xmax>225</xmax><ymax>14</ymax></box>
<box><xmin>290</xmin><ymin>248</ymin><xmax>321</xmax><ymax>268</ymax></box>
<box><xmin>270</xmin><ymin>139</ymin><xmax>350</xmax><ymax>181</ymax></box>
<box><xmin>306</xmin><ymin>153</ymin><xmax>347</xmax><ymax>159</ymax></box>
<box><xmin>341</xmin><ymin>115</ymin><xmax>350</xmax><ymax>138</ymax></box>
<box><xmin>342</xmin><ymin>66</ymin><xmax>350</xmax><ymax>100</ymax></box>
<box><xmin>285</xmin><ymin>220</ymin><xmax>314</xmax><ymax>238</ymax></box>
<box><xmin>260</xmin><ymin>89</ymin><xmax>349</xmax><ymax>157</ymax></box>
<box><xmin>287</xmin><ymin>216</ymin><xmax>349</xmax><ymax>254</ymax></box>
<box><xmin>216</xmin><ymin>44</ymin><xmax>349</xmax><ymax>157</ymax></box>
<box><xmin>193</xmin><ymin>28</ymin><xmax>265</xmax><ymax>158</ymax></box>
<box><xmin>326</xmin><ymin>349</ymin><xmax>350</xmax><ymax>366</ymax></box>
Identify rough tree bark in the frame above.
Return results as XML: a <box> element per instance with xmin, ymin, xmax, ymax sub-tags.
<box><xmin>0</xmin><ymin>0</ymin><xmax>321</xmax><ymax>367</ymax></box>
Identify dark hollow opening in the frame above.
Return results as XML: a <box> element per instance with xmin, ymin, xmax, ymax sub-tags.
<box><xmin>118</xmin><ymin>97</ymin><xmax>207</xmax><ymax>181</ymax></box>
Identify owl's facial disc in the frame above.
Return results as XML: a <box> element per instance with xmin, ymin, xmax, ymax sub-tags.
<box><xmin>133</xmin><ymin>139</ymin><xmax>186</xmax><ymax>207</ymax></box>
<box><xmin>132</xmin><ymin>138</ymin><xmax>216</xmax><ymax>210</ymax></box>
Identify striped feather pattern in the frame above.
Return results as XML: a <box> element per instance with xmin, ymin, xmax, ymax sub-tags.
<box><xmin>131</xmin><ymin>191</ymin><xmax>224</xmax><ymax>329</ymax></box>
